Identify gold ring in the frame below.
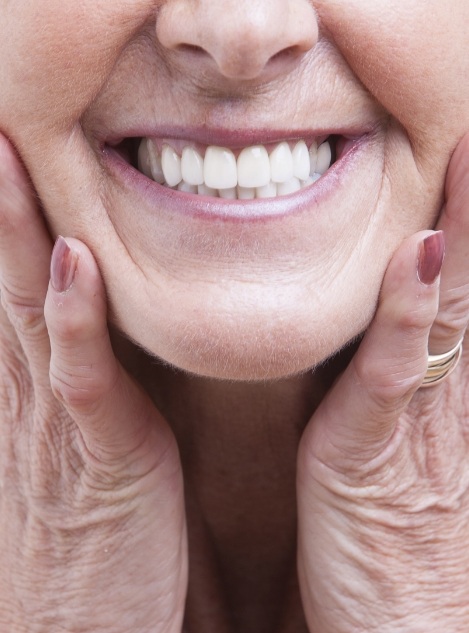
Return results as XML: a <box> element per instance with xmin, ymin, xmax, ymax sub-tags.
<box><xmin>421</xmin><ymin>338</ymin><xmax>464</xmax><ymax>387</ymax></box>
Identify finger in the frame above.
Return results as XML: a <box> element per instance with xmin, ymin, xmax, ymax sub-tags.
<box><xmin>300</xmin><ymin>231</ymin><xmax>443</xmax><ymax>469</ymax></box>
<box><xmin>0</xmin><ymin>133</ymin><xmax>53</xmax><ymax>379</ymax></box>
<box><xmin>429</xmin><ymin>132</ymin><xmax>469</xmax><ymax>354</ymax></box>
<box><xmin>44</xmin><ymin>237</ymin><xmax>173</xmax><ymax>467</ymax></box>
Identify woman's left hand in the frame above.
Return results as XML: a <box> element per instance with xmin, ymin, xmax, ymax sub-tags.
<box><xmin>297</xmin><ymin>132</ymin><xmax>469</xmax><ymax>633</ymax></box>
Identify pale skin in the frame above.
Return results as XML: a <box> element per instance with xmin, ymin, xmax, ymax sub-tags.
<box><xmin>1</xmin><ymin>0</ymin><xmax>469</xmax><ymax>632</ymax></box>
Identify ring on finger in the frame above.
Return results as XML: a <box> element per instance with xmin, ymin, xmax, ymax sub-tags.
<box><xmin>421</xmin><ymin>338</ymin><xmax>464</xmax><ymax>387</ymax></box>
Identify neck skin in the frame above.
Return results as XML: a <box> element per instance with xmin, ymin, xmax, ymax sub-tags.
<box><xmin>112</xmin><ymin>329</ymin><xmax>356</xmax><ymax>633</ymax></box>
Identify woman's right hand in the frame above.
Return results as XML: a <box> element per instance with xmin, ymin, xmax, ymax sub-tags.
<box><xmin>0</xmin><ymin>134</ymin><xmax>187</xmax><ymax>633</ymax></box>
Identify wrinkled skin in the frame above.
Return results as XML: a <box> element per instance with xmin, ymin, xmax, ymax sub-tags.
<box><xmin>1</xmin><ymin>0</ymin><xmax>469</xmax><ymax>632</ymax></box>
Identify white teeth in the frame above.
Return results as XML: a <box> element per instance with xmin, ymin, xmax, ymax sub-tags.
<box><xmin>237</xmin><ymin>146</ymin><xmax>271</xmax><ymax>188</ymax></box>
<box><xmin>204</xmin><ymin>146</ymin><xmax>238</xmax><ymax>190</ymax></box>
<box><xmin>256</xmin><ymin>182</ymin><xmax>277</xmax><ymax>198</ymax></box>
<box><xmin>237</xmin><ymin>186</ymin><xmax>256</xmax><ymax>199</ymax></box>
<box><xmin>136</xmin><ymin>136</ymin><xmax>335</xmax><ymax>199</ymax></box>
<box><xmin>316</xmin><ymin>141</ymin><xmax>332</xmax><ymax>175</ymax></box>
<box><xmin>292</xmin><ymin>141</ymin><xmax>310</xmax><ymax>180</ymax></box>
<box><xmin>219</xmin><ymin>187</ymin><xmax>237</xmax><ymax>199</ymax></box>
<box><xmin>147</xmin><ymin>139</ymin><xmax>165</xmax><ymax>183</ymax></box>
<box><xmin>277</xmin><ymin>177</ymin><xmax>301</xmax><ymax>196</ymax></box>
<box><xmin>181</xmin><ymin>147</ymin><xmax>204</xmax><ymax>186</ymax></box>
<box><xmin>178</xmin><ymin>181</ymin><xmax>198</xmax><ymax>193</ymax></box>
<box><xmin>269</xmin><ymin>142</ymin><xmax>294</xmax><ymax>183</ymax></box>
<box><xmin>198</xmin><ymin>183</ymin><xmax>217</xmax><ymax>197</ymax></box>
<box><xmin>309</xmin><ymin>141</ymin><xmax>318</xmax><ymax>175</ymax></box>
<box><xmin>161</xmin><ymin>145</ymin><xmax>182</xmax><ymax>187</ymax></box>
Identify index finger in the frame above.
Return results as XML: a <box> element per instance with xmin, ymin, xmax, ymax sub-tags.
<box><xmin>0</xmin><ymin>133</ymin><xmax>53</xmax><ymax>377</ymax></box>
<box><xmin>428</xmin><ymin>132</ymin><xmax>469</xmax><ymax>355</ymax></box>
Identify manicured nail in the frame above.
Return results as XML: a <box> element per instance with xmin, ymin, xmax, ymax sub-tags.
<box><xmin>417</xmin><ymin>231</ymin><xmax>445</xmax><ymax>285</ymax></box>
<box><xmin>51</xmin><ymin>236</ymin><xmax>78</xmax><ymax>292</ymax></box>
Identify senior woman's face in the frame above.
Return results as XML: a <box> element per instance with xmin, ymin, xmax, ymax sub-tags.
<box><xmin>0</xmin><ymin>0</ymin><xmax>468</xmax><ymax>379</ymax></box>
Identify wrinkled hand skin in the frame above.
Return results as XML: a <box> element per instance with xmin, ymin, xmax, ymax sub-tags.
<box><xmin>298</xmin><ymin>133</ymin><xmax>469</xmax><ymax>632</ymax></box>
<box><xmin>0</xmin><ymin>135</ymin><xmax>187</xmax><ymax>632</ymax></box>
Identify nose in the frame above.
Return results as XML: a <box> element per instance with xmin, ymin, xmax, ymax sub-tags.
<box><xmin>156</xmin><ymin>0</ymin><xmax>318</xmax><ymax>81</ymax></box>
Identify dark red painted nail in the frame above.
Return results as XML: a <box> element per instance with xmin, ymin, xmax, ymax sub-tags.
<box><xmin>51</xmin><ymin>236</ymin><xmax>77</xmax><ymax>292</ymax></box>
<box><xmin>418</xmin><ymin>231</ymin><xmax>445</xmax><ymax>285</ymax></box>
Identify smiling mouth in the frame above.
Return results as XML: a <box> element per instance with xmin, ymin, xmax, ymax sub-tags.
<box><xmin>113</xmin><ymin>135</ymin><xmax>342</xmax><ymax>200</ymax></box>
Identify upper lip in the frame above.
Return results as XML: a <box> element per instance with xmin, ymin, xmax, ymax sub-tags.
<box><xmin>99</xmin><ymin>124</ymin><xmax>376</xmax><ymax>150</ymax></box>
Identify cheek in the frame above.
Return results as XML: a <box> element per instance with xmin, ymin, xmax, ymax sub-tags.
<box><xmin>0</xmin><ymin>0</ymin><xmax>154</xmax><ymax>134</ymax></box>
<box><xmin>317</xmin><ymin>0</ymin><xmax>469</xmax><ymax>145</ymax></box>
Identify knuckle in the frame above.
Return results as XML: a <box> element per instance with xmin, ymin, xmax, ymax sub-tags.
<box><xmin>0</xmin><ymin>178</ymin><xmax>37</xmax><ymax>235</ymax></box>
<box><xmin>367</xmin><ymin>375</ymin><xmax>421</xmax><ymax>413</ymax></box>
<box><xmin>432</xmin><ymin>315</ymin><xmax>466</xmax><ymax>342</ymax></box>
<box><xmin>49</xmin><ymin>363</ymin><xmax>116</xmax><ymax>414</ymax></box>
<box><xmin>394</xmin><ymin>304</ymin><xmax>435</xmax><ymax>333</ymax></box>
<box><xmin>51</xmin><ymin>314</ymin><xmax>89</xmax><ymax>344</ymax></box>
<box><xmin>5</xmin><ymin>303</ymin><xmax>45</xmax><ymax>339</ymax></box>
<box><xmin>352</xmin><ymin>354</ymin><xmax>423</xmax><ymax>408</ymax></box>
<box><xmin>381</xmin><ymin>293</ymin><xmax>436</xmax><ymax>335</ymax></box>
<box><xmin>46</xmin><ymin>302</ymin><xmax>97</xmax><ymax>345</ymax></box>
<box><xmin>0</xmin><ymin>285</ymin><xmax>45</xmax><ymax>338</ymax></box>
<box><xmin>433</xmin><ymin>292</ymin><xmax>469</xmax><ymax>337</ymax></box>
<box><xmin>50</xmin><ymin>373</ymin><xmax>96</xmax><ymax>411</ymax></box>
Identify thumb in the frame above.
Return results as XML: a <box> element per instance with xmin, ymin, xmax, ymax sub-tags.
<box><xmin>44</xmin><ymin>236</ymin><xmax>175</xmax><ymax>468</ymax></box>
<box><xmin>300</xmin><ymin>230</ymin><xmax>443</xmax><ymax>470</ymax></box>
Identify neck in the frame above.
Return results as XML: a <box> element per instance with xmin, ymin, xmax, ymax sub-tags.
<box><xmin>113</xmin><ymin>330</ymin><xmax>355</xmax><ymax>633</ymax></box>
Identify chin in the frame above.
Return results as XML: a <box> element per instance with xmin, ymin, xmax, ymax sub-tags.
<box><xmin>116</xmin><ymin>296</ymin><xmax>376</xmax><ymax>382</ymax></box>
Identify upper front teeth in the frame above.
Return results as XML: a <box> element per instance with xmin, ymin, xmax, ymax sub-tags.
<box><xmin>137</xmin><ymin>137</ymin><xmax>334</xmax><ymax>199</ymax></box>
<box><xmin>205</xmin><ymin>146</ymin><xmax>238</xmax><ymax>189</ymax></box>
<box><xmin>237</xmin><ymin>145</ymin><xmax>271</xmax><ymax>188</ymax></box>
<box><xmin>181</xmin><ymin>147</ymin><xmax>204</xmax><ymax>186</ymax></box>
<box><xmin>270</xmin><ymin>142</ymin><xmax>294</xmax><ymax>182</ymax></box>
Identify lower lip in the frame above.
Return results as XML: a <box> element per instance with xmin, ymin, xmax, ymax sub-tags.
<box><xmin>101</xmin><ymin>134</ymin><xmax>372</xmax><ymax>223</ymax></box>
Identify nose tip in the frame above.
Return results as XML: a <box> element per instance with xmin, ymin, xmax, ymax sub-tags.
<box><xmin>157</xmin><ymin>0</ymin><xmax>318</xmax><ymax>82</ymax></box>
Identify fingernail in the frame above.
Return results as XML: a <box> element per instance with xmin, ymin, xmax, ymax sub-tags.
<box><xmin>51</xmin><ymin>236</ymin><xmax>78</xmax><ymax>292</ymax></box>
<box><xmin>417</xmin><ymin>231</ymin><xmax>445</xmax><ymax>285</ymax></box>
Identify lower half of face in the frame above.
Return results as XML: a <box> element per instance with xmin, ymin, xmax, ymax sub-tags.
<box><xmin>15</xmin><ymin>120</ymin><xmax>440</xmax><ymax>381</ymax></box>
<box><xmin>1</xmin><ymin>0</ymin><xmax>468</xmax><ymax>380</ymax></box>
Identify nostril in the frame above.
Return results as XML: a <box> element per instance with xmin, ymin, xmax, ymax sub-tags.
<box><xmin>178</xmin><ymin>43</ymin><xmax>206</xmax><ymax>56</ymax></box>
<box><xmin>270</xmin><ymin>46</ymin><xmax>300</xmax><ymax>64</ymax></box>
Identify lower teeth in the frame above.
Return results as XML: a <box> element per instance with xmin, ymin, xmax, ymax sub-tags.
<box><xmin>172</xmin><ymin>175</ymin><xmax>324</xmax><ymax>199</ymax></box>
